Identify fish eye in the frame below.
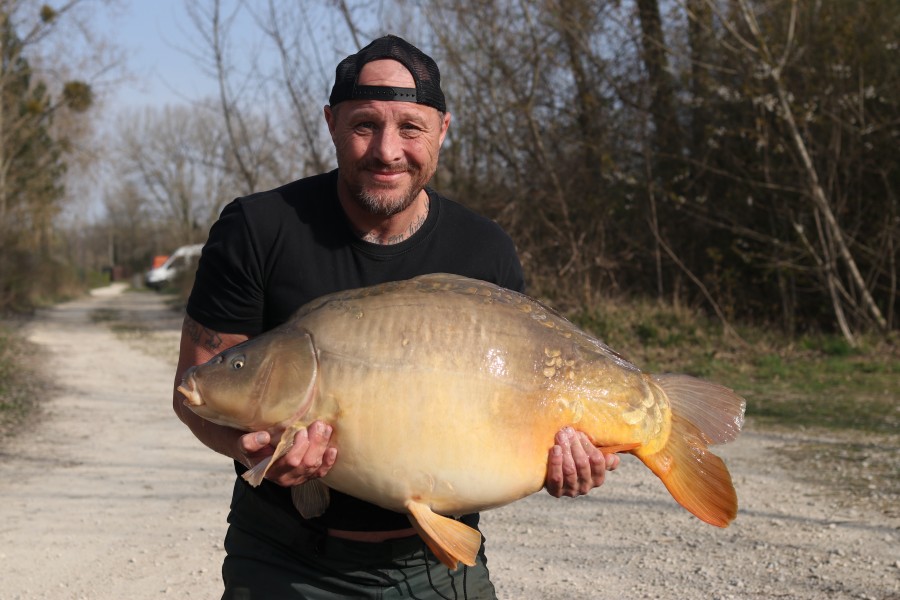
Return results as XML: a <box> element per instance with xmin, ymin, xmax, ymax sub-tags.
<box><xmin>231</xmin><ymin>356</ymin><xmax>245</xmax><ymax>370</ymax></box>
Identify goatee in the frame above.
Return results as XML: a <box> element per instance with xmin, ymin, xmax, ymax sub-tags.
<box><xmin>357</xmin><ymin>187</ymin><xmax>419</xmax><ymax>217</ymax></box>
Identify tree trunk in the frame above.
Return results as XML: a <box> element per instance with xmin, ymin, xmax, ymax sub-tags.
<box><xmin>735</xmin><ymin>0</ymin><xmax>888</xmax><ymax>335</ymax></box>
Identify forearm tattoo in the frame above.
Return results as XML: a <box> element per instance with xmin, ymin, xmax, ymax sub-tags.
<box><xmin>185</xmin><ymin>317</ymin><xmax>224</xmax><ymax>353</ymax></box>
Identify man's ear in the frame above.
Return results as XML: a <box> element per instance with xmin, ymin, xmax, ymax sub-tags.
<box><xmin>324</xmin><ymin>105</ymin><xmax>337</xmax><ymax>138</ymax></box>
<box><xmin>438</xmin><ymin>111</ymin><xmax>452</xmax><ymax>146</ymax></box>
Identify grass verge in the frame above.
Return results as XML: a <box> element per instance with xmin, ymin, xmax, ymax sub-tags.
<box><xmin>0</xmin><ymin>323</ymin><xmax>49</xmax><ymax>439</ymax></box>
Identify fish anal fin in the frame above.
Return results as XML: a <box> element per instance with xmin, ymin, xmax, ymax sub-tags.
<box><xmin>406</xmin><ymin>501</ymin><xmax>481</xmax><ymax>570</ymax></box>
<box><xmin>639</xmin><ymin>414</ymin><xmax>738</xmax><ymax>527</ymax></box>
<box><xmin>597</xmin><ymin>442</ymin><xmax>640</xmax><ymax>454</ymax></box>
<box><xmin>291</xmin><ymin>479</ymin><xmax>331</xmax><ymax>518</ymax></box>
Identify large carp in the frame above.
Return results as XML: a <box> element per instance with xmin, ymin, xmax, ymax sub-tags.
<box><xmin>178</xmin><ymin>273</ymin><xmax>745</xmax><ymax>569</ymax></box>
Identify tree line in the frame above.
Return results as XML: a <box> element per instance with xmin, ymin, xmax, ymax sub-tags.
<box><xmin>2</xmin><ymin>0</ymin><xmax>898</xmax><ymax>345</ymax></box>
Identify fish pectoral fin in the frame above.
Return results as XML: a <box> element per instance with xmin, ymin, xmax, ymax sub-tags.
<box><xmin>291</xmin><ymin>479</ymin><xmax>331</xmax><ymax>518</ymax></box>
<box><xmin>241</xmin><ymin>424</ymin><xmax>305</xmax><ymax>487</ymax></box>
<box><xmin>406</xmin><ymin>501</ymin><xmax>481</xmax><ymax>571</ymax></box>
<box><xmin>242</xmin><ymin>456</ymin><xmax>273</xmax><ymax>487</ymax></box>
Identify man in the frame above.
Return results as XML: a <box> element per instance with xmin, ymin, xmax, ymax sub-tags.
<box><xmin>173</xmin><ymin>34</ymin><xmax>619</xmax><ymax>599</ymax></box>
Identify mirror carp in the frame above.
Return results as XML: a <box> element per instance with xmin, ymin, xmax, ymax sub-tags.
<box><xmin>178</xmin><ymin>273</ymin><xmax>746</xmax><ymax>570</ymax></box>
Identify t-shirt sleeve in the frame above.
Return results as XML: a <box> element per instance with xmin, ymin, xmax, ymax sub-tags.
<box><xmin>465</xmin><ymin>215</ymin><xmax>525</xmax><ymax>293</ymax></box>
<box><xmin>186</xmin><ymin>199</ymin><xmax>267</xmax><ymax>335</ymax></box>
<box><xmin>493</xmin><ymin>230</ymin><xmax>526</xmax><ymax>293</ymax></box>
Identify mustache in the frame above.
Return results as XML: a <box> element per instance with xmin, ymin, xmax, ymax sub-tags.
<box><xmin>360</xmin><ymin>161</ymin><xmax>414</xmax><ymax>173</ymax></box>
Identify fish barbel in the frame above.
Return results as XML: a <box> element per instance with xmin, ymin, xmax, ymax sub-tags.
<box><xmin>178</xmin><ymin>273</ymin><xmax>745</xmax><ymax>569</ymax></box>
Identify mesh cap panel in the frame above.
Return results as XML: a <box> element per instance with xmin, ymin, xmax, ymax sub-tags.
<box><xmin>329</xmin><ymin>35</ymin><xmax>446</xmax><ymax>112</ymax></box>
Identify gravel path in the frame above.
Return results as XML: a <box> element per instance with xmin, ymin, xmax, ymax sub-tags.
<box><xmin>1</xmin><ymin>285</ymin><xmax>897</xmax><ymax>599</ymax></box>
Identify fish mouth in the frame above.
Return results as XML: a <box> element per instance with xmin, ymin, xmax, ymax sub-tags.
<box><xmin>177</xmin><ymin>367</ymin><xmax>204</xmax><ymax>407</ymax></box>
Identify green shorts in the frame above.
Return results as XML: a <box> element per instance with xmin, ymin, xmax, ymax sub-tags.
<box><xmin>220</xmin><ymin>482</ymin><xmax>497</xmax><ymax>599</ymax></box>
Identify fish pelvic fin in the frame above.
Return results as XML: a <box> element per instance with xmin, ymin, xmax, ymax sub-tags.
<box><xmin>639</xmin><ymin>374</ymin><xmax>746</xmax><ymax>527</ymax></box>
<box><xmin>291</xmin><ymin>479</ymin><xmax>331</xmax><ymax>518</ymax></box>
<box><xmin>406</xmin><ymin>501</ymin><xmax>482</xmax><ymax>570</ymax></box>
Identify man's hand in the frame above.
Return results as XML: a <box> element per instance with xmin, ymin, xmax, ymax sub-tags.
<box><xmin>238</xmin><ymin>420</ymin><xmax>338</xmax><ymax>487</ymax></box>
<box><xmin>545</xmin><ymin>427</ymin><xmax>619</xmax><ymax>497</ymax></box>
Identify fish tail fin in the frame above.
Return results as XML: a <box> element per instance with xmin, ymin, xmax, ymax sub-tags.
<box><xmin>637</xmin><ymin>374</ymin><xmax>746</xmax><ymax>527</ymax></box>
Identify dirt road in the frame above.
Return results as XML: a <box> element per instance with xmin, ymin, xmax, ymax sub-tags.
<box><xmin>1</xmin><ymin>286</ymin><xmax>897</xmax><ymax>599</ymax></box>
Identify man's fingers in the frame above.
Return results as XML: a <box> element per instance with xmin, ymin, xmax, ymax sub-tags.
<box><xmin>568</xmin><ymin>430</ymin><xmax>597</xmax><ymax>496</ymax></box>
<box><xmin>286</xmin><ymin>428</ymin><xmax>312</xmax><ymax>465</ymax></box>
<box><xmin>555</xmin><ymin>427</ymin><xmax>584</xmax><ymax>498</ymax></box>
<box><xmin>605</xmin><ymin>452</ymin><xmax>620</xmax><ymax>471</ymax></box>
<box><xmin>237</xmin><ymin>431</ymin><xmax>276</xmax><ymax>470</ymax></box>
<box><xmin>241</xmin><ymin>431</ymin><xmax>271</xmax><ymax>453</ymax></box>
<box><xmin>545</xmin><ymin>444</ymin><xmax>565</xmax><ymax>497</ymax></box>
<box><xmin>307</xmin><ymin>421</ymin><xmax>333</xmax><ymax>449</ymax></box>
<box><xmin>262</xmin><ymin>421</ymin><xmax>334</xmax><ymax>486</ymax></box>
<box><xmin>557</xmin><ymin>429</ymin><xmax>577</xmax><ymax>495</ymax></box>
<box><xmin>544</xmin><ymin>428</ymin><xmax>620</xmax><ymax>498</ymax></box>
<box><xmin>303</xmin><ymin>421</ymin><xmax>333</xmax><ymax>471</ymax></box>
<box><xmin>319</xmin><ymin>446</ymin><xmax>338</xmax><ymax>477</ymax></box>
<box><xmin>285</xmin><ymin>422</ymin><xmax>332</xmax><ymax>469</ymax></box>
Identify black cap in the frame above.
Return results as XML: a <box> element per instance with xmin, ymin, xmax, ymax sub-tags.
<box><xmin>329</xmin><ymin>35</ymin><xmax>446</xmax><ymax>112</ymax></box>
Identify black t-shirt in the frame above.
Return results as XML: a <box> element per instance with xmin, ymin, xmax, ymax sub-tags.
<box><xmin>187</xmin><ymin>169</ymin><xmax>524</xmax><ymax>532</ymax></box>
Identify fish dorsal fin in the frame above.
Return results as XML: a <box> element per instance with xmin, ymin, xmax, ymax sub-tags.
<box><xmin>291</xmin><ymin>479</ymin><xmax>331</xmax><ymax>518</ymax></box>
<box><xmin>406</xmin><ymin>501</ymin><xmax>482</xmax><ymax>570</ymax></box>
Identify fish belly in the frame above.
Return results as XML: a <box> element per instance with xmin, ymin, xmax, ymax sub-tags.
<box><xmin>294</xmin><ymin>279</ymin><xmax>660</xmax><ymax>516</ymax></box>
<box><xmin>190</xmin><ymin>274</ymin><xmax>740</xmax><ymax>537</ymax></box>
<box><xmin>317</xmin><ymin>361</ymin><xmax>565</xmax><ymax>515</ymax></box>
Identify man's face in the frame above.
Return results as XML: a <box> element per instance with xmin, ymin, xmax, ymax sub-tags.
<box><xmin>325</xmin><ymin>59</ymin><xmax>451</xmax><ymax>217</ymax></box>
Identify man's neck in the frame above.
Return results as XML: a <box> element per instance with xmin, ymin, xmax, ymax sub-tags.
<box><xmin>339</xmin><ymin>189</ymin><xmax>431</xmax><ymax>245</ymax></box>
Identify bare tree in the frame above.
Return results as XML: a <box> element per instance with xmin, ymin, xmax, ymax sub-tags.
<box><xmin>421</xmin><ymin>0</ymin><xmax>637</xmax><ymax>304</ymax></box>
<box><xmin>686</xmin><ymin>0</ymin><xmax>893</xmax><ymax>342</ymax></box>
<box><xmin>114</xmin><ymin>104</ymin><xmax>232</xmax><ymax>244</ymax></box>
<box><xmin>249</xmin><ymin>0</ymin><xmax>336</xmax><ymax>176</ymax></box>
<box><xmin>156</xmin><ymin>0</ymin><xmax>898</xmax><ymax>338</ymax></box>
<box><xmin>182</xmin><ymin>0</ymin><xmax>291</xmax><ymax>195</ymax></box>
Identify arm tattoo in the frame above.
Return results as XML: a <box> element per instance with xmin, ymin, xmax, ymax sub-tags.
<box><xmin>185</xmin><ymin>318</ymin><xmax>224</xmax><ymax>352</ymax></box>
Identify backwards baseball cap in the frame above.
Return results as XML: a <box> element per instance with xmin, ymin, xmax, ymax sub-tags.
<box><xmin>329</xmin><ymin>35</ymin><xmax>446</xmax><ymax>112</ymax></box>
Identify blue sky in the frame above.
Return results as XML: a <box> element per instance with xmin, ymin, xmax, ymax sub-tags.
<box><xmin>102</xmin><ymin>1</ymin><xmax>395</xmax><ymax>111</ymax></box>
<box><xmin>103</xmin><ymin>0</ymin><xmax>221</xmax><ymax>109</ymax></box>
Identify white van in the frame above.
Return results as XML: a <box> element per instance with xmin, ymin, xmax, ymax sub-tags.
<box><xmin>145</xmin><ymin>244</ymin><xmax>203</xmax><ymax>290</ymax></box>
